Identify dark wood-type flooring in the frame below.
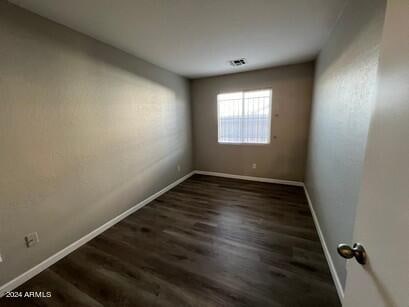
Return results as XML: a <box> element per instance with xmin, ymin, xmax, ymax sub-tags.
<box><xmin>1</xmin><ymin>174</ymin><xmax>340</xmax><ymax>307</ymax></box>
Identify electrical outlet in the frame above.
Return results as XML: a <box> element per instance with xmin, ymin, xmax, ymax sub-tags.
<box><xmin>177</xmin><ymin>164</ymin><xmax>181</xmax><ymax>172</ymax></box>
<box><xmin>252</xmin><ymin>163</ymin><xmax>257</xmax><ymax>169</ymax></box>
<box><xmin>25</xmin><ymin>232</ymin><xmax>39</xmax><ymax>248</ymax></box>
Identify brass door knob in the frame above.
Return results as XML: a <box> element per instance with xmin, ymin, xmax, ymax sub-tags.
<box><xmin>337</xmin><ymin>243</ymin><xmax>367</xmax><ymax>265</ymax></box>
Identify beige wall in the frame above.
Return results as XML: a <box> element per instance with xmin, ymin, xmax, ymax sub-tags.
<box><xmin>305</xmin><ymin>0</ymin><xmax>386</xmax><ymax>289</ymax></box>
<box><xmin>0</xmin><ymin>2</ymin><xmax>192</xmax><ymax>286</ymax></box>
<box><xmin>191</xmin><ymin>62</ymin><xmax>314</xmax><ymax>181</ymax></box>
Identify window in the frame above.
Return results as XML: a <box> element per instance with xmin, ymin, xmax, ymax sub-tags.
<box><xmin>217</xmin><ymin>89</ymin><xmax>272</xmax><ymax>144</ymax></box>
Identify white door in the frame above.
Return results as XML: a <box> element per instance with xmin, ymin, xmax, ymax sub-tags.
<box><xmin>342</xmin><ymin>1</ymin><xmax>409</xmax><ymax>306</ymax></box>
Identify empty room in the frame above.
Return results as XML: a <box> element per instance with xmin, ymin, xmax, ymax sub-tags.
<box><xmin>0</xmin><ymin>0</ymin><xmax>407</xmax><ymax>306</ymax></box>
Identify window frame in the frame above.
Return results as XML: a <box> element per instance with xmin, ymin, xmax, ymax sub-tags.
<box><xmin>217</xmin><ymin>88</ymin><xmax>273</xmax><ymax>145</ymax></box>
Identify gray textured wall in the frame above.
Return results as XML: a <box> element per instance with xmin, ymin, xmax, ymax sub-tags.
<box><xmin>191</xmin><ymin>62</ymin><xmax>314</xmax><ymax>181</ymax></box>
<box><xmin>0</xmin><ymin>2</ymin><xmax>192</xmax><ymax>286</ymax></box>
<box><xmin>305</xmin><ymin>0</ymin><xmax>386</xmax><ymax>288</ymax></box>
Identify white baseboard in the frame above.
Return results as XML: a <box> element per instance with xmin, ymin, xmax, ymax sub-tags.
<box><xmin>0</xmin><ymin>171</ymin><xmax>195</xmax><ymax>297</ymax></box>
<box><xmin>303</xmin><ymin>184</ymin><xmax>344</xmax><ymax>302</ymax></box>
<box><xmin>194</xmin><ymin>170</ymin><xmax>304</xmax><ymax>187</ymax></box>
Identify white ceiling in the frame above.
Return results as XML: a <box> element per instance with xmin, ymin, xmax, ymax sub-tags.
<box><xmin>11</xmin><ymin>0</ymin><xmax>346</xmax><ymax>78</ymax></box>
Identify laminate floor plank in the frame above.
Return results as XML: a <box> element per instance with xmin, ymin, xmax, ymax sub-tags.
<box><xmin>1</xmin><ymin>174</ymin><xmax>341</xmax><ymax>306</ymax></box>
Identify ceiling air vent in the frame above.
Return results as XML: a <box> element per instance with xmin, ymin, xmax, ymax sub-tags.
<box><xmin>229</xmin><ymin>58</ymin><xmax>247</xmax><ymax>67</ymax></box>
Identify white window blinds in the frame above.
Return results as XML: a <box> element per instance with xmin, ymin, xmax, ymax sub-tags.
<box><xmin>217</xmin><ymin>89</ymin><xmax>272</xmax><ymax>144</ymax></box>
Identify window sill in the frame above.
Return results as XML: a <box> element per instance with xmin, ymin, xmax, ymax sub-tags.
<box><xmin>218</xmin><ymin>142</ymin><xmax>270</xmax><ymax>146</ymax></box>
